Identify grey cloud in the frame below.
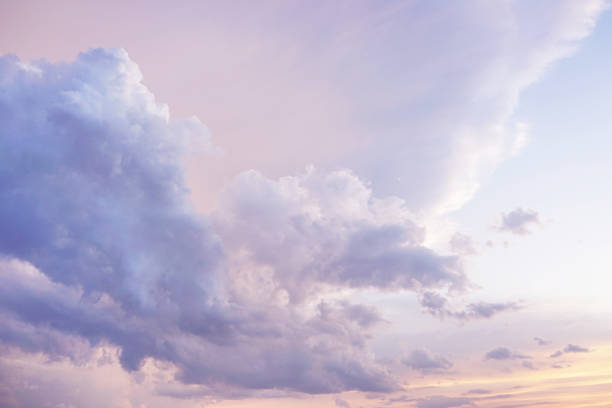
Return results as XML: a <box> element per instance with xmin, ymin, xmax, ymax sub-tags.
<box><xmin>402</xmin><ymin>349</ymin><xmax>453</xmax><ymax>374</ymax></box>
<box><xmin>498</xmin><ymin>208</ymin><xmax>540</xmax><ymax>235</ymax></box>
<box><xmin>549</xmin><ymin>350</ymin><xmax>563</xmax><ymax>358</ymax></box>
<box><xmin>485</xmin><ymin>347</ymin><xmax>531</xmax><ymax>361</ymax></box>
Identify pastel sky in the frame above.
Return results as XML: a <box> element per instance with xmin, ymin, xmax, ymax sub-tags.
<box><xmin>1</xmin><ymin>1</ymin><xmax>612</xmax><ymax>407</ymax></box>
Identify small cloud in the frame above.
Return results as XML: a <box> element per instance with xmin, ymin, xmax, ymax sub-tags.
<box><xmin>466</xmin><ymin>389</ymin><xmax>491</xmax><ymax>395</ymax></box>
<box><xmin>564</xmin><ymin>344</ymin><xmax>589</xmax><ymax>353</ymax></box>
<box><xmin>550</xmin><ymin>344</ymin><xmax>589</xmax><ymax>358</ymax></box>
<box><xmin>415</xmin><ymin>395</ymin><xmax>475</xmax><ymax>408</ymax></box>
<box><xmin>335</xmin><ymin>397</ymin><xmax>351</xmax><ymax>408</ymax></box>
<box><xmin>497</xmin><ymin>208</ymin><xmax>541</xmax><ymax>235</ymax></box>
<box><xmin>402</xmin><ymin>349</ymin><xmax>453</xmax><ymax>374</ymax></box>
<box><xmin>521</xmin><ymin>360</ymin><xmax>537</xmax><ymax>370</ymax></box>
<box><xmin>449</xmin><ymin>233</ymin><xmax>477</xmax><ymax>256</ymax></box>
<box><xmin>533</xmin><ymin>337</ymin><xmax>551</xmax><ymax>346</ymax></box>
<box><xmin>419</xmin><ymin>291</ymin><xmax>521</xmax><ymax>321</ymax></box>
<box><xmin>485</xmin><ymin>347</ymin><xmax>530</xmax><ymax>361</ymax></box>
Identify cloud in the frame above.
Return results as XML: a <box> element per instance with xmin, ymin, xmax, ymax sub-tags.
<box><xmin>335</xmin><ymin>397</ymin><xmax>351</xmax><ymax>408</ymax></box>
<box><xmin>533</xmin><ymin>337</ymin><xmax>551</xmax><ymax>346</ymax></box>
<box><xmin>0</xmin><ymin>49</ymin><xmax>400</xmax><ymax>395</ymax></box>
<box><xmin>564</xmin><ymin>344</ymin><xmax>589</xmax><ymax>353</ymax></box>
<box><xmin>214</xmin><ymin>168</ymin><xmax>469</xmax><ymax>305</ymax></box>
<box><xmin>484</xmin><ymin>347</ymin><xmax>531</xmax><ymax>361</ymax></box>
<box><xmin>497</xmin><ymin>208</ymin><xmax>541</xmax><ymax>235</ymax></box>
<box><xmin>550</xmin><ymin>344</ymin><xmax>590</xmax><ymax>358</ymax></box>
<box><xmin>415</xmin><ymin>395</ymin><xmax>476</xmax><ymax>408</ymax></box>
<box><xmin>419</xmin><ymin>291</ymin><xmax>521</xmax><ymax>320</ymax></box>
<box><xmin>450</xmin><ymin>233</ymin><xmax>477</xmax><ymax>256</ymax></box>
<box><xmin>521</xmin><ymin>361</ymin><xmax>537</xmax><ymax>370</ymax></box>
<box><xmin>466</xmin><ymin>389</ymin><xmax>491</xmax><ymax>395</ymax></box>
<box><xmin>402</xmin><ymin>349</ymin><xmax>453</xmax><ymax>374</ymax></box>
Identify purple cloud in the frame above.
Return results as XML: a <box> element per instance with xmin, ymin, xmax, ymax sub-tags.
<box><xmin>564</xmin><ymin>344</ymin><xmax>589</xmax><ymax>353</ymax></box>
<box><xmin>402</xmin><ymin>349</ymin><xmax>453</xmax><ymax>374</ymax></box>
<box><xmin>550</xmin><ymin>344</ymin><xmax>590</xmax><ymax>358</ymax></box>
<box><xmin>419</xmin><ymin>291</ymin><xmax>521</xmax><ymax>320</ymax></box>
<box><xmin>449</xmin><ymin>233</ymin><xmax>477</xmax><ymax>256</ymax></box>
<box><xmin>485</xmin><ymin>347</ymin><xmax>531</xmax><ymax>361</ymax></box>
<box><xmin>534</xmin><ymin>337</ymin><xmax>551</xmax><ymax>346</ymax></box>
<box><xmin>0</xmin><ymin>49</ymin><xmax>399</xmax><ymax>394</ymax></box>
<box><xmin>497</xmin><ymin>208</ymin><xmax>541</xmax><ymax>235</ymax></box>
<box><xmin>415</xmin><ymin>396</ymin><xmax>476</xmax><ymax>408</ymax></box>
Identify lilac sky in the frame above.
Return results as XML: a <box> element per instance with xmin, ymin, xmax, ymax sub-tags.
<box><xmin>2</xmin><ymin>1</ymin><xmax>612</xmax><ymax>407</ymax></box>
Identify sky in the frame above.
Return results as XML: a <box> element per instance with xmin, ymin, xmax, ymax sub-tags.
<box><xmin>1</xmin><ymin>1</ymin><xmax>611</xmax><ymax>407</ymax></box>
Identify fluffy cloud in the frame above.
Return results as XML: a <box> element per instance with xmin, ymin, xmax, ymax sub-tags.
<box><xmin>214</xmin><ymin>168</ymin><xmax>467</xmax><ymax>305</ymax></box>
<box><xmin>497</xmin><ymin>208</ymin><xmax>541</xmax><ymax>235</ymax></box>
<box><xmin>0</xmin><ymin>49</ymin><xmax>398</xmax><ymax>396</ymax></box>
<box><xmin>402</xmin><ymin>349</ymin><xmax>453</xmax><ymax>374</ymax></box>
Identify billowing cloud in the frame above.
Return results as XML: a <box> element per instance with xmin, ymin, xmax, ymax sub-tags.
<box><xmin>213</xmin><ymin>168</ymin><xmax>467</xmax><ymax>304</ymax></box>
<box><xmin>0</xmin><ymin>49</ymin><xmax>399</xmax><ymax>395</ymax></box>
<box><xmin>484</xmin><ymin>347</ymin><xmax>531</xmax><ymax>361</ymax></box>
<box><xmin>497</xmin><ymin>208</ymin><xmax>541</xmax><ymax>235</ymax></box>
<box><xmin>402</xmin><ymin>349</ymin><xmax>453</xmax><ymax>374</ymax></box>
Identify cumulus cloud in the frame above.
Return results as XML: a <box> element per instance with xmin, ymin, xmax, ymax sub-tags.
<box><xmin>484</xmin><ymin>347</ymin><xmax>531</xmax><ymax>361</ymax></box>
<box><xmin>213</xmin><ymin>167</ymin><xmax>468</xmax><ymax>304</ymax></box>
<box><xmin>0</xmin><ymin>49</ymin><xmax>400</xmax><ymax>395</ymax></box>
<box><xmin>402</xmin><ymin>349</ymin><xmax>453</xmax><ymax>374</ymax></box>
<box><xmin>497</xmin><ymin>208</ymin><xmax>541</xmax><ymax>235</ymax></box>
